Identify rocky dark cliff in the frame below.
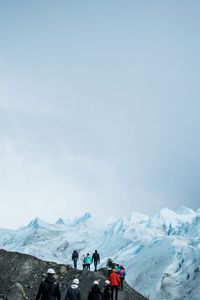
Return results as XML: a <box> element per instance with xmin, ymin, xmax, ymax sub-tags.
<box><xmin>0</xmin><ymin>249</ymin><xmax>148</xmax><ymax>300</ymax></box>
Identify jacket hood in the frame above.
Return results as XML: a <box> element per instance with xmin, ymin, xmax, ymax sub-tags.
<box><xmin>71</xmin><ymin>284</ymin><xmax>79</xmax><ymax>289</ymax></box>
<box><xmin>92</xmin><ymin>285</ymin><xmax>101</xmax><ymax>293</ymax></box>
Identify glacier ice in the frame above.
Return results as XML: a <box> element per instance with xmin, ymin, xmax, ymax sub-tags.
<box><xmin>0</xmin><ymin>207</ymin><xmax>200</xmax><ymax>300</ymax></box>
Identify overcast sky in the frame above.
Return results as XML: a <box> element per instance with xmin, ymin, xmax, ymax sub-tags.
<box><xmin>0</xmin><ymin>0</ymin><xmax>200</xmax><ymax>228</ymax></box>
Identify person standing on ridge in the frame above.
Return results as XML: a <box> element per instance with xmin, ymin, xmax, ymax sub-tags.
<box><xmin>102</xmin><ymin>280</ymin><xmax>112</xmax><ymax>300</ymax></box>
<box><xmin>65</xmin><ymin>278</ymin><xmax>82</xmax><ymax>300</ymax></box>
<box><xmin>82</xmin><ymin>254</ymin><xmax>86</xmax><ymax>270</ymax></box>
<box><xmin>72</xmin><ymin>250</ymin><xmax>79</xmax><ymax>269</ymax></box>
<box><xmin>88</xmin><ymin>280</ymin><xmax>103</xmax><ymax>300</ymax></box>
<box><xmin>106</xmin><ymin>258</ymin><xmax>113</xmax><ymax>277</ymax></box>
<box><xmin>106</xmin><ymin>258</ymin><xmax>113</xmax><ymax>268</ymax></box>
<box><xmin>92</xmin><ymin>250</ymin><xmax>100</xmax><ymax>272</ymax></box>
<box><xmin>108</xmin><ymin>269</ymin><xmax>120</xmax><ymax>300</ymax></box>
<box><xmin>118</xmin><ymin>265</ymin><xmax>126</xmax><ymax>291</ymax></box>
<box><xmin>84</xmin><ymin>252</ymin><xmax>92</xmax><ymax>270</ymax></box>
<box><xmin>36</xmin><ymin>268</ymin><xmax>61</xmax><ymax>300</ymax></box>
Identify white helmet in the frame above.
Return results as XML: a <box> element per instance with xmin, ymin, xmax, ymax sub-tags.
<box><xmin>47</xmin><ymin>268</ymin><xmax>56</xmax><ymax>275</ymax></box>
<box><xmin>94</xmin><ymin>280</ymin><xmax>99</xmax><ymax>285</ymax></box>
<box><xmin>105</xmin><ymin>280</ymin><xmax>110</xmax><ymax>285</ymax></box>
<box><xmin>73</xmin><ymin>278</ymin><xmax>79</xmax><ymax>285</ymax></box>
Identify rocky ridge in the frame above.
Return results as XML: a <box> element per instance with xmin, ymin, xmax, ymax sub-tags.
<box><xmin>0</xmin><ymin>249</ymin><xmax>148</xmax><ymax>300</ymax></box>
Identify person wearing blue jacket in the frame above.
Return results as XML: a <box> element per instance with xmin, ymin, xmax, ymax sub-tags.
<box><xmin>84</xmin><ymin>253</ymin><xmax>92</xmax><ymax>270</ymax></box>
<box><xmin>118</xmin><ymin>265</ymin><xmax>126</xmax><ymax>291</ymax></box>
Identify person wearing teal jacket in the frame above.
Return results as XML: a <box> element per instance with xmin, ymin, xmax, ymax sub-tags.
<box><xmin>84</xmin><ymin>253</ymin><xmax>92</xmax><ymax>270</ymax></box>
<box><xmin>114</xmin><ymin>264</ymin><xmax>120</xmax><ymax>273</ymax></box>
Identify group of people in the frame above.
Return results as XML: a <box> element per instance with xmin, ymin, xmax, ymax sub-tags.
<box><xmin>88</xmin><ymin>279</ymin><xmax>112</xmax><ymax>300</ymax></box>
<box><xmin>72</xmin><ymin>250</ymin><xmax>100</xmax><ymax>272</ymax></box>
<box><xmin>35</xmin><ymin>268</ymin><xmax>113</xmax><ymax>300</ymax></box>
<box><xmin>35</xmin><ymin>252</ymin><xmax>126</xmax><ymax>300</ymax></box>
<box><xmin>106</xmin><ymin>258</ymin><xmax>126</xmax><ymax>299</ymax></box>
<box><xmin>106</xmin><ymin>258</ymin><xmax>126</xmax><ymax>291</ymax></box>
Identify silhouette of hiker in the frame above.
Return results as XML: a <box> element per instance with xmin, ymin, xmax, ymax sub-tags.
<box><xmin>88</xmin><ymin>280</ymin><xmax>103</xmax><ymax>300</ymax></box>
<box><xmin>106</xmin><ymin>258</ymin><xmax>113</xmax><ymax>277</ymax></box>
<box><xmin>82</xmin><ymin>254</ymin><xmax>86</xmax><ymax>270</ymax></box>
<box><xmin>92</xmin><ymin>250</ymin><xmax>100</xmax><ymax>272</ymax></box>
<box><xmin>103</xmin><ymin>280</ymin><xmax>112</xmax><ymax>300</ymax></box>
<box><xmin>36</xmin><ymin>268</ymin><xmax>61</xmax><ymax>300</ymax></box>
<box><xmin>65</xmin><ymin>278</ymin><xmax>82</xmax><ymax>300</ymax></box>
<box><xmin>72</xmin><ymin>250</ymin><xmax>79</xmax><ymax>269</ymax></box>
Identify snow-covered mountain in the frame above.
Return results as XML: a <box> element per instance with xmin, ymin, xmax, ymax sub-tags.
<box><xmin>1</xmin><ymin>207</ymin><xmax>200</xmax><ymax>300</ymax></box>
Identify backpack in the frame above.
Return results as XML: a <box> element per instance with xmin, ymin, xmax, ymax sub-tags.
<box><xmin>73</xmin><ymin>250</ymin><xmax>79</xmax><ymax>259</ymax></box>
<box><xmin>108</xmin><ymin>260</ymin><xmax>113</xmax><ymax>267</ymax></box>
<box><xmin>119</xmin><ymin>269</ymin><xmax>125</xmax><ymax>276</ymax></box>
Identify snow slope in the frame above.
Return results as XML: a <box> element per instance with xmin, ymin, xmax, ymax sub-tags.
<box><xmin>0</xmin><ymin>207</ymin><xmax>200</xmax><ymax>300</ymax></box>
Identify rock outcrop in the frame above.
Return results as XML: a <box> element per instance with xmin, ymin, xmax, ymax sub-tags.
<box><xmin>0</xmin><ymin>249</ymin><xmax>148</xmax><ymax>300</ymax></box>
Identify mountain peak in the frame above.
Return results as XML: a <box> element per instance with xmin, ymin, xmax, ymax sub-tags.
<box><xmin>27</xmin><ymin>217</ymin><xmax>50</xmax><ymax>229</ymax></box>
<box><xmin>159</xmin><ymin>207</ymin><xmax>175</xmax><ymax>215</ymax></box>
<box><xmin>130</xmin><ymin>212</ymin><xmax>149</xmax><ymax>223</ymax></box>
<box><xmin>177</xmin><ymin>206</ymin><xmax>195</xmax><ymax>216</ymax></box>
<box><xmin>27</xmin><ymin>217</ymin><xmax>40</xmax><ymax>228</ymax></box>
<box><xmin>73</xmin><ymin>212</ymin><xmax>92</xmax><ymax>225</ymax></box>
<box><xmin>56</xmin><ymin>218</ymin><xmax>65</xmax><ymax>225</ymax></box>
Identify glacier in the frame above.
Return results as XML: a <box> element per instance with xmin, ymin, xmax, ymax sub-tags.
<box><xmin>0</xmin><ymin>207</ymin><xmax>200</xmax><ymax>300</ymax></box>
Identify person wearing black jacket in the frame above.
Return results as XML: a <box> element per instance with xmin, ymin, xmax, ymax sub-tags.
<box><xmin>36</xmin><ymin>268</ymin><xmax>61</xmax><ymax>300</ymax></box>
<box><xmin>92</xmin><ymin>250</ymin><xmax>100</xmax><ymax>272</ymax></box>
<box><xmin>65</xmin><ymin>278</ymin><xmax>82</xmax><ymax>300</ymax></box>
<box><xmin>88</xmin><ymin>281</ymin><xmax>102</xmax><ymax>300</ymax></box>
<box><xmin>102</xmin><ymin>280</ymin><xmax>112</xmax><ymax>300</ymax></box>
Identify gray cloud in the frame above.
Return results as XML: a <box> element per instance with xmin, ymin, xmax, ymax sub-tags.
<box><xmin>0</xmin><ymin>0</ymin><xmax>200</xmax><ymax>227</ymax></box>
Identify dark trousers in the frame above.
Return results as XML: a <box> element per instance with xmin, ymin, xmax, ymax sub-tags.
<box><xmin>86</xmin><ymin>264</ymin><xmax>90</xmax><ymax>270</ymax></box>
<box><xmin>73</xmin><ymin>259</ymin><xmax>77</xmax><ymax>269</ymax></box>
<box><xmin>94</xmin><ymin>261</ymin><xmax>98</xmax><ymax>271</ymax></box>
<box><xmin>120</xmin><ymin>277</ymin><xmax>124</xmax><ymax>290</ymax></box>
<box><xmin>111</xmin><ymin>286</ymin><xmax>118</xmax><ymax>300</ymax></box>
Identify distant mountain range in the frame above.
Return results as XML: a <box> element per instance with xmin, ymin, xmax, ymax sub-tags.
<box><xmin>0</xmin><ymin>249</ymin><xmax>145</xmax><ymax>300</ymax></box>
<box><xmin>0</xmin><ymin>207</ymin><xmax>200</xmax><ymax>300</ymax></box>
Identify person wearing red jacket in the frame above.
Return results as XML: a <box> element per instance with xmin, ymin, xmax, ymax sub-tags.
<box><xmin>108</xmin><ymin>269</ymin><xmax>120</xmax><ymax>300</ymax></box>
